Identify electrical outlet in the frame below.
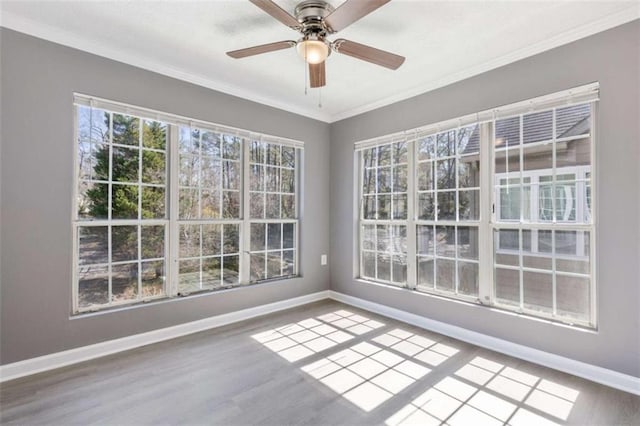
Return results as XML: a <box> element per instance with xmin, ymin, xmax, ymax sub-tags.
<box><xmin>321</xmin><ymin>254</ymin><xmax>327</xmax><ymax>265</ymax></box>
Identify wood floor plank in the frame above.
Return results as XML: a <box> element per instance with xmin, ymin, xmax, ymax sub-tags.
<box><xmin>1</xmin><ymin>300</ymin><xmax>638</xmax><ymax>425</ymax></box>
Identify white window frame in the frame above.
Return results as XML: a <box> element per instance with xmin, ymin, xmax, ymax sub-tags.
<box><xmin>355</xmin><ymin>84</ymin><xmax>597</xmax><ymax>328</ymax></box>
<box><xmin>245</xmin><ymin>139</ymin><xmax>300</xmax><ymax>283</ymax></box>
<box><xmin>358</xmin><ymin>140</ymin><xmax>411</xmax><ymax>287</ymax></box>
<box><xmin>412</xmin><ymin>127</ymin><xmax>483</xmax><ymax>301</ymax></box>
<box><xmin>171</xmin><ymin>125</ymin><xmax>244</xmax><ymax>295</ymax></box>
<box><xmin>72</xmin><ymin>95</ymin><xmax>303</xmax><ymax>314</ymax></box>
<box><xmin>490</xmin><ymin>103</ymin><xmax>595</xmax><ymax>326</ymax></box>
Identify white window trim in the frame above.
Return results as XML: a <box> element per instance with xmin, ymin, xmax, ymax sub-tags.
<box><xmin>72</xmin><ymin>95</ymin><xmax>303</xmax><ymax>314</ymax></box>
<box><xmin>358</xmin><ymin>138</ymin><xmax>411</xmax><ymax>288</ymax></box>
<box><xmin>354</xmin><ymin>84</ymin><xmax>598</xmax><ymax>328</ymax></box>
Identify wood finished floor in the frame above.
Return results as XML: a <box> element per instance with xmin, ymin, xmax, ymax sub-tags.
<box><xmin>1</xmin><ymin>300</ymin><xmax>638</xmax><ymax>425</ymax></box>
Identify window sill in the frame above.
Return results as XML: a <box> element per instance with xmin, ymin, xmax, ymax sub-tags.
<box><xmin>354</xmin><ymin>277</ymin><xmax>597</xmax><ymax>332</ymax></box>
<box><xmin>70</xmin><ymin>275</ymin><xmax>301</xmax><ymax>319</ymax></box>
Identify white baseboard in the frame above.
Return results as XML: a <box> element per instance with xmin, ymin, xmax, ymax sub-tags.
<box><xmin>3</xmin><ymin>289</ymin><xmax>638</xmax><ymax>396</ymax></box>
<box><xmin>0</xmin><ymin>290</ymin><xmax>329</xmax><ymax>383</ymax></box>
<box><xmin>329</xmin><ymin>290</ymin><xmax>640</xmax><ymax>396</ymax></box>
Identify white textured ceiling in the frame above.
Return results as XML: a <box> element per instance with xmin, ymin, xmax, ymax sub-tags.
<box><xmin>1</xmin><ymin>1</ymin><xmax>638</xmax><ymax>122</ymax></box>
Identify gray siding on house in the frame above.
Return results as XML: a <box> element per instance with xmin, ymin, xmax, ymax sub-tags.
<box><xmin>330</xmin><ymin>20</ymin><xmax>640</xmax><ymax>377</ymax></box>
<box><xmin>0</xmin><ymin>28</ymin><xmax>331</xmax><ymax>364</ymax></box>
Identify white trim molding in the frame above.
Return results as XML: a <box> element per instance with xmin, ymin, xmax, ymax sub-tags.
<box><xmin>2</xmin><ymin>289</ymin><xmax>638</xmax><ymax>397</ymax></box>
<box><xmin>329</xmin><ymin>290</ymin><xmax>640</xmax><ymax>396</ymax></box>
<box><xmin>1</xmin><ymin>7</ymin><xmax>637</xmax><ymax>124</ymax></box>
<box><xmin>329</xmin><ymin>6</ymin><xmax>639</xmax><ymax>123</ymax></box>
<box><xmin>0</xmin><ymin>290</ymin><xmax>329</xmax><ymax>383</ymax></box>
<box><xmin>0</xmin><ymin>11</ymin><xmax>332</xmax><ymax>123</ymax></box>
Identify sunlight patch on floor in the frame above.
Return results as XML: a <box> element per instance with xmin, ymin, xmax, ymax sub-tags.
<box><xmin>253</xmin><ymin>311</ymin><xmax>462</xmax><ymax>413</ymax></box>
<box><xmin>251</xmin><ymin>310</ymin><xmax>384</xmax><ymax>362</ymax></box>
<box><xmin>252</xmin><ymin>310</ymin><xmax>579</xmax><ymax>420</ymax></box>
<box><xmin>299</xmin><ymin>327</ymin><xmax>460</xmax><ymax>412</ymax></box>
<box><xmin>385</xmin><ymin>356</ymin><xmax>579</xmax><ymax>425</ymax></box>
<box><xmin>301</xmin><ymin>339</ymin><xmax>432</xmax><ymax>412</ymax></box>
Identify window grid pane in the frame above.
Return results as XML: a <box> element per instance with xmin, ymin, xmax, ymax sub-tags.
<box><xmin>177</xmin><ymin>125</ymin><xmax>242</xmax><ymax>292</ymax></box>
<box><xmin>357</xmin><ymin>96</ymin><xmax>594</xmax><ymax>327</ymax></box>
<box><xmin>74</xmin><ymin>101</ymin><xmax>303</xmax><ymax>313</ymax></box>
<box><xmin>360</xmin><ymin>142</ymin><xmax>409</xmax><ymax>287</ymax></box>
<box><xmin>493</xmin><ymin>103</ymin><xmax>593</xmax><ymax>323</ymax></box>
<box><xmin>415</xmin><ymin>125</ymin><xmax>480</xmax><ymax>298</ymax></box>
<box><xmin>248</xmin><ymin>141</ymin><xmax>299</xmax><ymax>283</ymax></box>
<box><xmin>76</xmin><ymin>106</ymin><xmax>168</xmax><ymax>310</ymax></box>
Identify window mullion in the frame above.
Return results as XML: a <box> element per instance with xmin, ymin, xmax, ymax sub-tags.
<box><xmin>589</xmin><ymin>101</ymin><xmax>597</xmax><ymax>327</ymax></box>
<box><xmin>168</xmin><ymin>125</ymin><xmax>180</xmax><ymax>297</ymax></box>
<box><xmin>358</xmin><ymin>152</ymin><xmax>364</xmax><ymax>280</ymax></box>
<box><xmin>551</xmin><ymin>109</ymin><xmax>558</xmax><ymax>316</ymax></box>
<box><xmin>407</xmin><ymin>139</ymin><xmax>417</xmax><ymax>290</ymax></box>
<box><xmin>107</xmin><ymin>112</ymin><xmax>114</xmax><ymax>306</ymax></box>
<box><xmin>518</xmin><ymin>115</ymin><xmax>524</xmax><ymax>311</ymax></box>
<box><xmin>137</xmin><ymin>120</ymin><xmax>143</xmax><ymax>300</ymax></box>
<box><xmin>455</xmin><ymin>127</ymin><xmax>460</xmax><ymax>296</ymax></box>
<box><xmin>240</xmin><ymin>138</ymin><xmax>251</xmax><ymax>284</ymax></box>
<box><xmin>72</xmin><ymin>106</ymin><xmax>80</xmax><ymax>312</ymax></box>
<box><xmin>479</xmin><ymin>122</ymin><xmax>493</xmax><ymax>305</ymax></box>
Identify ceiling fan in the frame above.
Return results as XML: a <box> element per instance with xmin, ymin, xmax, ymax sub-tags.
<box><xmin>226</xmin><ymin>0</ymin><xmax>405</xmax><ymax>88</ymax></box>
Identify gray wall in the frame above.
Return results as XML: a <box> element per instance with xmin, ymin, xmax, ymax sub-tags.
<box><xmin>330</xmin><ymin>21</ymin><xmax>640</xmax><ymax>377</ymax></box>
<box><xmin>2</xmin><ymin>21</ymin><xmax>639</xmax><ymax>379</ymax></box>
<box><xmin>0</xmin><ymin>29</ymin><xmax>331</xmax><ymax>364</ymax></box>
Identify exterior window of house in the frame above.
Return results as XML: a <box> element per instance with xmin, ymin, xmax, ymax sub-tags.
<box><xmin>355</xmin><ymin>85</ymin><xmax>597</xmax><ymax>327</ymax></box>
<box><xmin>73</xmin><ymin>95</ymin><xmax>302</xmax><ymax>313</ymax></box>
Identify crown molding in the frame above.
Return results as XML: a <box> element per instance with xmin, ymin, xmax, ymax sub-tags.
<box><xmin>328</xmin><ymin>6</ymin><xmax>640</xmax><ymax>123</ymax></box>
<box><xmin>0</xmin><ymin>10</ymin><xmax>333</xmax><ymax>123</ymax></box>
<box><xmin>1</xmin><ymin>6</ymin><xmax>638</xmax><ymax>124</ymax></box>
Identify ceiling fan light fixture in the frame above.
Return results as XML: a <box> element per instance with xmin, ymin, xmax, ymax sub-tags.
<box><xmin>228</xmin><ymin>0</ymin><xmax>406</xmax><ymax>89</ymax></box>
<box><xmin>296</xmin><ymin>38</ymin><xmax>329</xmax><ymax>64</ymax></box>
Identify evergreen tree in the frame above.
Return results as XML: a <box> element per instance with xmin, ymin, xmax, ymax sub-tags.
<box><xmin>86</xmin><ymin>113</ymin><xmax>166</xmax><ymax>266</ymax></box>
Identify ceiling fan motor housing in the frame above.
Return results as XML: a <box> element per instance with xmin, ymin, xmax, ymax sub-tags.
<box><xmin>295</xmin><ymin>0</ymin><xmax>335</xmax><ymax>34</ymax></box>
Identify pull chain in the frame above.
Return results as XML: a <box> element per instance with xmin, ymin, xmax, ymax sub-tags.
<box><xmin>304</xmin><ymin>65</ymin><xmax>308</xmax><ymax>95</ymax></box>
<box><xmin>304</xmin><ymin>43</ymin><xmax>308</xmax><ymax>95</ymax></box>
<box><xmin>318</xmin><ymin>86</ymin><xmax>322</xmax><ymax>108</ymax></box>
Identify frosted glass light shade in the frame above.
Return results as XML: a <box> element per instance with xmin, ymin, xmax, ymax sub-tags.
<box><xmin>297</xmin><ymin>40</ymin><xmax>329</xmax><ymax>64</ymax></box>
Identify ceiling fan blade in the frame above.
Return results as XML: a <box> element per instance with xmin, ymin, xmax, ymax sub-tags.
<box><xmin>309</xmin><ymin>62</ymin><xmax>326</xmax><ymax>88</ymax></box>
<box><xmin>249</xmin><ymin>0</ymin><xmax>301</xmax><ymax>29</ymax></box>
<box><xmin>227</xmin><ymin>41</ymin><xmax>296</xmax><ymax>59</ymax></box>
<box><xmin>333</xmin><ymin>39</ymin><xmax>405</xmax><ymax>70</ymax></box>
<box><xmin>324</xmin><ymin>0</ymin><xmax>391</xmax><ymax>33</ymax></box>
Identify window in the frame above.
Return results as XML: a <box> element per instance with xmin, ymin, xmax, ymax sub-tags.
<box><xmin>356</xmin><ymin>85</ymin><xmax>597</xmax><ymax>327</ymax></box>
<box><xmin>74</xmin><ymin>96</ymin><xmax>302</xmax><ymax>313</ymax></box>
<box><xmin>415</xmin><ymin>126</ymin><xmax>480</xmax><ymax>298</ymax></box>
<box><xmin>176</xmin><ymin>127</ymin><xmax>241</xmax><ymax>294</ymax></box>
<box><xmin>493</xmin><ymin>104</ymin><xmax>592</xmax><ymax>323</ymax></box>
<box><xmin>76</xmin><ymin>107</ymin><xmax>168</xmax><ymax>309</ymax></box>
<box><xmin>360</xmin><ymin>142</ymin><xmax>408</xmax><ymax>286</ymax></box>
<box><xmin>248</xmin><ymin>140</ymin><xmax>299</xmax><ymax>281</ymax></box>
